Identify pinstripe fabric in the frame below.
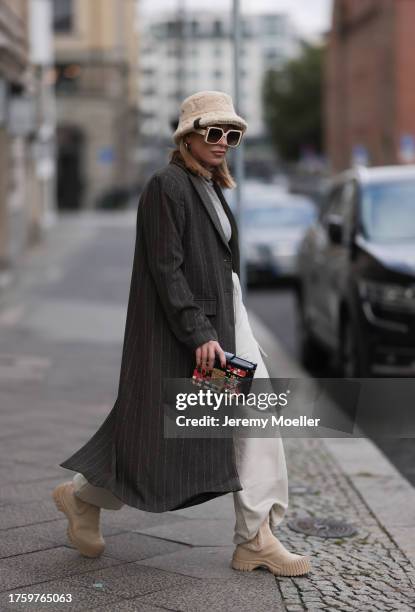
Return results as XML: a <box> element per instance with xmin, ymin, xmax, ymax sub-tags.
<box><xmin>59</xmin><ymin>155</ymin><xmax>244</xmax><ymax>511</ymax></box>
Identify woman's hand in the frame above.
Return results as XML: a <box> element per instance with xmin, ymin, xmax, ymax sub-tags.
<box><xmin>196</xmin><ymin>340</ymin><xmax>227</xmax><ymax>372</ymax></box>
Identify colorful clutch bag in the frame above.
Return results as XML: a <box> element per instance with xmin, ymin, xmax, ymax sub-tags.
<box><xmin>192</xmin><ymin>351</ymin><xmax>257</xmax><ymax>395</ymax></box>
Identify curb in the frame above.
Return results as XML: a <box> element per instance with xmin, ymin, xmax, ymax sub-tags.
<box><xmin>248</xmin><ymin>307</ymin><xmax>415</xmax><ymax>567</ymax></box>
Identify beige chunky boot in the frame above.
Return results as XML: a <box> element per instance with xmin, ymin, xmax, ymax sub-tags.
<box><xmin>231</xmin><ymin>517</ymin><xmax>311</xmax><ymax>576</ymax></box>
<box><xmin>52</xmin><ymin>481</ymin><xmax>105</xmax><ymax>558</ymax></box>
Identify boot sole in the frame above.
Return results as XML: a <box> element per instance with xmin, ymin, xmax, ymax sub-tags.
<box><xmin>52</xmin><ymin>485</ymin><xmax>104</xmax><ymax>558</ymax></box>
<box><xmin>231</xmin><ymin>555</ymin><xmax>311</xmax><ymax>577</ymax></box>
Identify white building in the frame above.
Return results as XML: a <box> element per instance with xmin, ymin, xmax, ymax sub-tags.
<box><xmin>138</xmin><ymin>11</ymin><xmax>300</xmax><ymax>143</ymax></box>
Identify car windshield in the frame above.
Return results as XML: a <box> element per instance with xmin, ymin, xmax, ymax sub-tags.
<box><xmin>244</xmin><ymin>206</ymin><xmax>315</xmax><ymax>227</ymax></box>
<box><xmin>361</xmin><ymin>179</ymin><xmax>415</xmax><ymax>241</ymax></box>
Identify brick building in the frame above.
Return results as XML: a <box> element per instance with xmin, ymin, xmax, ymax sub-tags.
<box><xmin>325</xmin><ymin>0</ymin><xmax>415</xmax><ymax>172</ymax></box>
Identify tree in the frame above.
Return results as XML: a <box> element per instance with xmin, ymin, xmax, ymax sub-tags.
<box><xmin>263</xmin><ymin>41</ymin><xmax>324</xmax><ymax>162</ymax></box>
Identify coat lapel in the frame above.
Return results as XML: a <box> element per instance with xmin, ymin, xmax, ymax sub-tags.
<box><xmin>188</xmin><ymin>174</ymin><xmax>232</xmax><ymax>255</ymax></box>
<box><xmin>213</xmin><ymin>182</ymin><xmax>239</xmax><ymax>248</ymax></box>
<box><xmin>170</xmin><ymin>157</ymin><xmax>232</xmax><ymax>255</ymax></box>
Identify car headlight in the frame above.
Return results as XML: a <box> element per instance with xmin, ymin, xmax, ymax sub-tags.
<box><xmin>358</xmin><ymin>279</ymin><xmax>415</xmax><ymax>312</ymax></box>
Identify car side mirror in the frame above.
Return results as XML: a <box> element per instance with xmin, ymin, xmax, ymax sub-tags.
<box><xmin>327</xmin><ymin>214</ymin><xmax>343</xmax><ymax>245</ymax></box>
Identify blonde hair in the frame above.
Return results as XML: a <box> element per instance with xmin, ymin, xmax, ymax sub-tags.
<box><xmin>168</xmin><ymin>139</ymin><xmax>236</xmax><ymax>189</ymax></box>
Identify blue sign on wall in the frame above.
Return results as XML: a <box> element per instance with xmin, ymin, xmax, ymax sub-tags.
<box><xmin>352</xmin><ymin>144</ymin><xmax>369</xmax><ymax>167</ymax></box>
<box><xmin>399</xmin><ymin>134</ymin><xmax>415</xmax><ymax>163</ymax></box>
<box><xmin>98</xmin><ymin>147</ymin><xmax>115</xmax><ymax>165</ymax></box>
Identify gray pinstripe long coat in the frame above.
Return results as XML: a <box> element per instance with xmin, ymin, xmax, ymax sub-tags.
<box><xmin>60</xmin><ymin>154</ymin><xmax>244</xmax><ymax>511</ymax></box>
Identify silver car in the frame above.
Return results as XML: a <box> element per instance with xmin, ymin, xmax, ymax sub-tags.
<box><xmin>227</xmin><ymin>183</ymin><xmax>317</xmax><ymax>284</ymax></box>
<box><xmin>245</xmin><ymin>202</ymin><xmax>317</xmax><ymax>283</ymax></box>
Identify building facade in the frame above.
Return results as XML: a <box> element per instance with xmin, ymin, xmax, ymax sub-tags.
<box><xmin>138</xmin><ymin>11</ymin><xmax>299</xmax><ymax>145</ymax></box>
<box><xmin>53</xmin><ymin>0</ymin><xmax>140</xmax><ymax>209</ymax></box>
<box><xmin>0</xmin><ymin>0</ymin><xmax>42</xmax><ymax>278</ymax></box>
<box><xmin>326</xmin><ymin>0</ymin><xmax>415</xmax><ymax>172</ymax></box>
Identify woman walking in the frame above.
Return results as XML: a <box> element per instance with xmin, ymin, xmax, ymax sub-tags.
<box><xmin>53</xmin><ymin>91</ymin><xmax>310</xmax><ymax>577</ymax></box>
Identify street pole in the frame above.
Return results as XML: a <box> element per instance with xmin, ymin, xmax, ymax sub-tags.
<box><xmin>176</xmin><ymin>0</ymin><xmax>186</xmax><ymax>104</ymax></box>
<box><xmin>232</xmin><ymin>0</ymin><xmax>246</xmax><ymax>295</ymax></box>
<box><xmin>29</xmin><ymin>0</ymin><xmax>57</xmax><ymax>231</ymax></box>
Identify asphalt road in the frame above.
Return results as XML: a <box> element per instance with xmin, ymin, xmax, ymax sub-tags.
<box><xmin>245</xmin><ymin>280</ymin><xmax>415</xmax><ymax>487</ymax></box>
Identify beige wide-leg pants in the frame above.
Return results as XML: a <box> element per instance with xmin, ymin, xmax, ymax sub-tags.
<box><xmin>230</xmin><ymin>271</ymin><xmax>288</xmax><ymax>545</ymax></box>
<box><xmin>73</xmin><ymin>271</ymin><xmax>289</xmax><ymax>544</ymax></box>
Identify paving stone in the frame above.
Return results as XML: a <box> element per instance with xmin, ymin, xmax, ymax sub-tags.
<box><xmin>0</xmin><ymin>500</ymin><xmax>61</xmax><ymax>530</ymax></box>
<box><xmin>88</xmin><ymin>603</ymin><xmax>166</xmax><ymax>612</ymax></box>
<box><xmin>101</xmin><ymin>506</ymin><xmax>192</xmax><ymax>533</ymax></box>
<box><xmin>0</xmin><ymin>576</ymin><xmax>120</xmax><ymax>611</ymax></box>
<box><xmin>136</xmin><ymin>576</ymin><xmax>283</xmax><ymax>612</ymax></box>
<box><xmin>0</xmin><ymin>546</ymin><xmax>123</xmax><ymax>591</ymax></box>
<box><xmin>0</xmin><ymin>464</ymin><xmax>63</xmax><ymax>487</ymax></box>
<box><xmin>103</xmin><ymin>531</ymin><xmax>190</xmax><ymax>562</ymax></box>
<box><xmin>270</xmin><ymin>438</ymin><xmax>415</xmax><ymax>610</ymax></box>
<box><xmin>134</xmin><ymin>519</ymin><xmax>235</xmax><ymax>547</ymax></box>
<box><xmin>0</xmin><ymin>527</ymin><xmax>58</xmax><ymax>558</ymax></box>
<box><xmin>167</xmin><ymin>493</ymin><xmax>235</xmax><ymax>520</ymax></box>
<box><xmin>70</xmin><ymin>562</ymin><xmax>200</xmax><ymax>600</ymax></box>
<box><xmin>0</xmin><ymin>518</ymin><xmax>124</xmax><ymax>555</ymax></box>
<box><xmin>0</xmin><ymin>478</ymin><xmax>66</xmax><ymax>505</ymax></box>
<box><xmin>137</xmin><ymin>545</ymin><xmax>273</xmax><ymax>583</ymax></box>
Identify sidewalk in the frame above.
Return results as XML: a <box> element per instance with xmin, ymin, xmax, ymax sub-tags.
<box><xmin>0</xmin><ymin>211</ymin><xmax>414</xmax><ymax>611</ymax></box>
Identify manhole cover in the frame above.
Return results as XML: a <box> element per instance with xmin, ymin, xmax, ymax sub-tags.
<box><xmin>289</xmin><ymin>484</ymin><xmax>319</xmax><ymax>496</ymax></box>
<box><xmin>288</xmin><ymin>516</ymin><xmax>357</xmax><ymax>538</ymax></box>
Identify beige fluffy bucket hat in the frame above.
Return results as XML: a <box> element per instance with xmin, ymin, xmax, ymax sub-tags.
<box><xmin>173</xmin><ymin>90</ymin><xmax>248</xmax><ymax>145</ymax></box>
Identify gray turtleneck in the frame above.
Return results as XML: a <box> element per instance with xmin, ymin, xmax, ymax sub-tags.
<box><xmin>198</xmin><ymin>175</ymin><xmax>232</xmax><ymax>243</ymax></box>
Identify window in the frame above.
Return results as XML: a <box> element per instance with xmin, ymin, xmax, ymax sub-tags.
<box><xmin>241</xmin><ymin>19</ymin><xmax>251</xmax><ymax>36</ymax></box>
<box><xmin>53</xmin><ymin>0</ymin><xmax>73</xmax><ymax>33</ymax></box>
<box><xmin>54</xmin><ymin>64</ymin><xmax>81</xmax><ymax>93</ymax></box>
<box><xmin>262</xmin><ymin>16</ymin><xmax>282</xmax><ymax>36</ymax></box>
<box><xmin>167</xmin><ymin>21</ymin><xmax>182</xmax><ymax>37</ymax></box>
<box><xmin>213</xmin><ymin>20</ymin><xmax>223</xmax><ymax>36</ymax></box>
<box><xmin>142</xmin><ymin>87</ymin><xmax>157</xmax><ymax>96</ymax></box>
<box><xmin>265</xmin><ymin>49</ymin><xmax>281</xmax><ymax>61</ymax></box>
<box><xmin>361</xmin><ymin>179</ymin><xmax>415</xmax><ymax>242</ymax></box>
<box><xmin>140</xmin><ymin>111</ymin><xmax>155</xmax><ymax>120</ymax></box>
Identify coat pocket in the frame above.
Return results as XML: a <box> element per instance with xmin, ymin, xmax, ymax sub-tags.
<box><xmin>194</xmin><ymin>297</ymin><xmax>217</xmax><ymax>316</ymax></box>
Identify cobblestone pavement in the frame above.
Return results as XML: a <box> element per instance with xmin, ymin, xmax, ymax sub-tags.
<box><xmin>0</xmin><ymin>212</ymin><xmax>414</xmax><ymax>611</ymax></box>
<box><xmin>276</xmin><ymin>438</ymin><xmax>415</xmax><ymax>611</ymax></box>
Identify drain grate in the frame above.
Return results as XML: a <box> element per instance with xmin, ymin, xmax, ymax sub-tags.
<box><xmin>288</xmin><ymin>516</ymin><xmax>357</xmax><ymax>538</ymax></box>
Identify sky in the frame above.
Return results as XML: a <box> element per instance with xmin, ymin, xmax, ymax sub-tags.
<box><xmin>140</xmin><ymin>0</ymin><xmax>334</xmax><ymax>39</ymax></box>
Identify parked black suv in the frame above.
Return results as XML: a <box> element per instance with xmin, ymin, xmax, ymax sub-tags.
<box><xmin>297</xmin><ymin>165</ymin><xmax>415</xmax><ymax>377</ymax></box>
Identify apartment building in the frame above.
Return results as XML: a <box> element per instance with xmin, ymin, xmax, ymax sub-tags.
<box><xmin>138</xmin><ymin>11</ymin><xmax>299</xmax><ymax>143</ymax></box>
